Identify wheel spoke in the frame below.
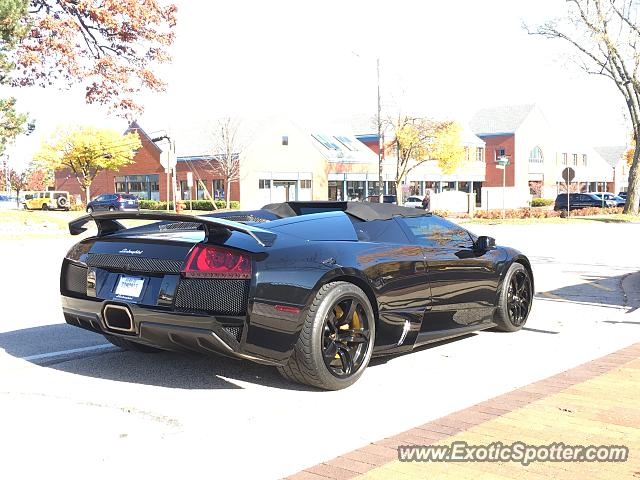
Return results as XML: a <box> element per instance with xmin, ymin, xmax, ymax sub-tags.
<box><xmin>336</xmin><ymin>345</ymin><xmax>353</xmax><ymax>375</ymax></box>
<box><xmin>336</xmin><ymin>299</ymin><xmax>356</xmax><ymax>328</ymax></box>
<box><xmin>337</xmin><ymin>328</ymin><xmax>368</xmax><ymax>344</ymax></box>
<box><xmin>323</xmin><ymin>341</ymin><xmax>338</xmax><ymax>361</ymax></box>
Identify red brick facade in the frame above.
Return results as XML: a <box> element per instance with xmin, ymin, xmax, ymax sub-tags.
<box><xmin>480</xmin><ymin>134</ymin><xmax>515</xmax><ymax>187</ymax></box>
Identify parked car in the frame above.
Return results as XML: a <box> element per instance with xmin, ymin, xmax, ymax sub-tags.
<box><xmin>591</xmin><ymin>192</ymin><xmax>625</xmax><ymax>207</ymax></box>
<box><xmin>365</xmin><ymin>194</ymin><xmax>397</xmax><ymax>204</ymax></box>
<box><xmin>0</xmin><ymin>194</ymin><xmax>18</xmax><ymax>210</ymax></box>
<box><xmin>618</xmin><ymin>192</ymin><xmax>627</xmax><ymax>200</ymax></box>
<box><xmin>403</xmin><ymin>196</ymin><xmax>424</xmax><ymax>209</ymax></box>
<box><xmin>554</xmin><ymin>193</ymin><xmax>617</xmax><ymax>211</ymax></box>
<box><xmin>23</xmin><ymin>191</ymin><xmax>70</xmax><ymax>211</ymax></box>
<box><xmin>86</xmin><ymin>193</ymin><xmax>139</xmax><ymax>213</ymax></box>
<box><xmin>62</xmin><ymin>201</ymin><xmax>533</xmax><ymax>390</ymax></box>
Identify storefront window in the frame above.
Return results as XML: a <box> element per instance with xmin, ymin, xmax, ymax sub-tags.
<box><xmin>113</xmin><ymin>174</ymin><xmax>159</xmax><ymax>200</ymax></box>
<box><xmin>347</xmin><ymin>181</ymin><xmax>365</xmax><ymax>201</ymax></box>
<box><xmin>328</xmin><ymin>180</ymin><xmax>344</xmax><ymax>201</ymax></box>
<box><xmin>409</xmin><ymin>181</ymin><xmax>422</xmax><ymax>196</ymax></box>
<box><xmin>196</xmin><ymin>180</ymin><xmax>208</xmax><ymax>200</ymax></box>
<box><xmin>458</xmin><ymin>181</ymin><xmax>469</xmax><ymax>192</ymax></box>
<box><xmin>367</xmin><ymin>181</ymin><xmax>380</xmax><ymax>197</ymax></box>
<box><xmin>180</xmin><ymin>180</ymin><xmax>191</xmax><ymax>200</ymax></box>
<box><xmin>213</xmin><ymin>179</ymin><xmax>225</xmax><ymax>199</ymax></box>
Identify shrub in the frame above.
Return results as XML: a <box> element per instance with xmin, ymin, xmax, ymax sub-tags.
<box><xmin>531</xmin><ymin>198</ymin><xmax>554</xmax><ymax>207</ymax></box>
<box><xmin>139</xmin><ymin>199</ymin><xmax>240</xmax><ymax>211</ymax></box>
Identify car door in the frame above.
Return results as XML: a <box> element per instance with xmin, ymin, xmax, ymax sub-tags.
<box><xmin>95</xmin><ymin>194</ymin><xmax>108</xmax><ymax>210</ymax></box>
<box><xmin>399</xmin><ymin>215</ymin><xmax>502</xmax><ymax>332</ymax></box>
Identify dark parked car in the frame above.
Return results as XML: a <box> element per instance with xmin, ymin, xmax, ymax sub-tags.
<box><xmin>554</xmin><ymin>193</ymin><xmax>617</xmax><ymax>211</ymax></box>
<box><xmin>365</xmin><ymin>194</ymin><xmax>397</xmax><ymax>204</ymax></box>
<box><xmin>591</xmin><ymin>192</ymin><xmax>625</xmax><ymax>207</ymax></box>
<box><xmin>86</xmin><ymin>193</ymin><xmax>139</xmax><ymax>213</ymax></box>
<box><xmin>61</xmin><ymin>201</ymin><xmax>533</xmax><ymax>390</ymax></box>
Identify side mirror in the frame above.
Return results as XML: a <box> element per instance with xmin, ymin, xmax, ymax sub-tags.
<box><xmin>476</xmin><ymin>235</ymin><xmax>496</xmax><ymax>251</ymax></box>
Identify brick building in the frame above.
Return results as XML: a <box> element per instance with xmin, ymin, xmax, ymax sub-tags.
<box><xmin>55</xmin><ymin>122</ymin><xmax>239</xmax><ymax>204</ymax></box>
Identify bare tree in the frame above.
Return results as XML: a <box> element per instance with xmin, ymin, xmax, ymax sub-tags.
<box><xmin>528</xmin><ymin>0</ymin><xmax>640</xmax><ymax>214</ymax></box>
<box><xmin>208</xmin><ymin>117</ymin><xmax>242</xmax><ymax>209</ymax></box>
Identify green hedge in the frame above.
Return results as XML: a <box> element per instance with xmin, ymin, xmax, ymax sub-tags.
<box><xmin>138</xmin><ymin>200</ymin><xmax>240</xmax><ymax>211</ymax></box>
<box><xmin>531</xmin><ymin>198</ymin><xmax>554</xmax><ymax>207</ymax></box>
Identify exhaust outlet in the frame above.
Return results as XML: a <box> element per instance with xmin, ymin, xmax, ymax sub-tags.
<box><xmin>102</xmin><ymin>304</ymin><xmax>135</xmax><ymax>333</ymax></box>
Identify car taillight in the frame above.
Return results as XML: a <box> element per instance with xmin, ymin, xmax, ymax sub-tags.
<box><xmin>182</xmin><ymin>245</ymin><xmax>252</xmax><ymax>279</ymax></box>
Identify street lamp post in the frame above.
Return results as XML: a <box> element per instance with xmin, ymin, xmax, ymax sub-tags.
<box><xmin>496</xmin><ymin>155</ymin><xmax>510</xmax><ymax>218</ymax></box>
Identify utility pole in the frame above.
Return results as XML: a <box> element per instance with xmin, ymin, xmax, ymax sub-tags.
<box><xmin>377</xmin><ymin>57</ymin><xmax>384</xmax><ymax>203</ymax></box>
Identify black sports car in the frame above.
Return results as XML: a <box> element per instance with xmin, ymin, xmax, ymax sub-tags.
<box><xmin>61</xmin><ymin>201</ymin><xmax>533</xmax><ymax>390</ymax></box>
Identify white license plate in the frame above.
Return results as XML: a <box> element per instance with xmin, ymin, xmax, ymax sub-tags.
<box><xmin>115</xmin><ymin>276</ymin><xmax>144</xmax><ymax>298</ymax></box>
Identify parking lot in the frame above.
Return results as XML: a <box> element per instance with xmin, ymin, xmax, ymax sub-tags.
<box><xmin>1</xmin><ymin>221</ymin><xmax>639</xmax><ymax>479</ymax></box>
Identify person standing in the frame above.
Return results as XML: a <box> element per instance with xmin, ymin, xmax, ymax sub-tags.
<box><xmin>422</xmin><ymin>190</ymin><xmax>431</xmax><ymax>211</ymax></box>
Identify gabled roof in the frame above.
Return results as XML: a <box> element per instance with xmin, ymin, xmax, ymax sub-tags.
<box><xmin>594</xmin><ymin>146</ymin><xmax>627</xmax><ymax>168</ymax></box>
<box><xmin>125</xmin><ymin>121</ymin><xmax>163</xmax><ymax>153</ymax></box>
<box><xmin>470</xmin><ymin>104</ymin><xmax>536</xmax><ymax>136</ymax></box>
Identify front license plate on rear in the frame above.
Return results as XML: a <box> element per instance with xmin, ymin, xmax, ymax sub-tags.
<box><xmin>115</xmin><ymin>276</ymin><xmax>145</xmax><ymax>299</ymax></box>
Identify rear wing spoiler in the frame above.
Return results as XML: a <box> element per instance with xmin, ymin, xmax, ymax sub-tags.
<box><xmin>68</xmin><ymin>211</ymin><xmax>277</xmax><ymax>247</ymax></box>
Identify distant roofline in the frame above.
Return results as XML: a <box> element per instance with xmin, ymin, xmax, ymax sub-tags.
<box><xmin>475</xmin><ymin>132</ymin><xmax>515</xmax><ymax>137</ymax></box>
<box><xmin>125</xmin><ymin>121</ymin><xmax>162</xmax><ymax>153</ymax></box>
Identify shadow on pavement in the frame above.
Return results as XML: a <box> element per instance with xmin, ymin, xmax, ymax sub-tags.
<box><xmin>535</xmin><ymin>271</ymin><xmax>635</xmax><ymax>310</ymax></box>
<box><xmin>0</xmin><ymin>323</ymin><xmax>312</xmax><ymax>391</ymax></box>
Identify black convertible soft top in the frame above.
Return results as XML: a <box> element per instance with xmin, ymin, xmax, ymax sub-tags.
<box><xmin>262</xmin><ymin>201</ymin><xmax>430</xmax><ymax>222</ymax></box>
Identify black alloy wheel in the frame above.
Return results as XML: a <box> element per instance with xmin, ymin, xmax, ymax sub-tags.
<box><xmin>278</xmin><ymin>281</ymin><xmax>376</xmax><ymax>390</ymax></box>
<box><xmin>494</xmin><ymin>263</ymin><xmax>532</xmax><ymax>332</ymax></box>
<box><xmin>506</xmin><ymin>269</ymin><xmax>531</xmax><ymax>327</ymax></box>
<box><xmin>321</xmin><ymin>296</ymin><xmax>371</xmax><ymax>378</ymax></box>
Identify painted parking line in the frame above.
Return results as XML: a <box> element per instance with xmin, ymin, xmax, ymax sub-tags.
<box><xmin>21</xmin><ymin>344</ymin><xmax>116</xmax><ymax>362</ymax></box>
<box><xmin>588</xmin><ymin>282</ymin><xmax>614</xmax><ymax>292</ymax></box>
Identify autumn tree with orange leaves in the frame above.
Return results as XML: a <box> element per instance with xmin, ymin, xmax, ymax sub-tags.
<box><xmin>9</xmin><ymin>0</ymin><xmax>177</xmax><ymax>116</ymax></box>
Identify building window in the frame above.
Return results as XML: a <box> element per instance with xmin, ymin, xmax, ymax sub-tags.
<box><xmin>562</xmin><ymin>153</ymin><xmax>568</xmax><ymax>165</ymax></box>
<box><xmin>114</xmin><ymin>174</ymin><xmax>160</xmax><ymax>201</ymax></box>
<box><xmin>464</xmin><ymin>146</ymin><xmax>470</xmax><ymax>162</ymax></box>
<box><xmin>572</xmin><ymin>154</ymin><xmax>578</xmax><ymax>166</ymax></box>
<box><xmin>346</xmin><ymin>181</ymin><xmax>365</xmax><ymax>201</ymax></box>
<box><xmin>212</xmin><ymin>179</ymin><xmax>225</xmax><ymax>199</ymax></box>
<box><xmin>196</xmin><ymin>180</ymin><xmax>209</xmax><ymax>200</ymax></box>
<box><xmin>476</xmin><ymin>147</ymin><xmax>484</xmax><ymax>162</ymax></box>
<box><xmin>179</xmin><ymin>180</ymin><xmax>191</xmax><ymax>200</ymax></box>
<box><xmin>300</xmin><ymin>179</ymin><xmax>312</xmax><ymax>189</ymax></box>
<box><xmin>334</xmin><ymin>135</ymin><xmax>359</xmax><ymax>151</ymax></box>
<box><xmin>582</xmin><ymin>154</ymin><xmax>587</xmax><ymax>166</ymax></box>
<box><xmin>259</xmin><ymin>179</ymin><xmax>271</xmax><ymax>189</ymax></box>
<box><xmin>494</xmin><ymin>148</ymin><xmax>505</xmax><ymax>161</ymax></box>
<box><xmin>529</xmin><ymin>146</ymin><xmax>543</xmax><ymax>163</ymax></box>
<box><xmin>282</xmin><ymin>135</ymin><xmax>288</xmax><ymax>146</ymax></box>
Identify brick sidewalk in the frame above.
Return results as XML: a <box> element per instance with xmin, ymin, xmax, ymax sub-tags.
<box><xmin>287</xmin><ymin>343</ymin><xmax>640</xmax><ymax>480</ymax></box>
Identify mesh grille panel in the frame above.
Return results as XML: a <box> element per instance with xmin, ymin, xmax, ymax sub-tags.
<box><xmin>86</xmin><ymin>254</ymin><xmax>183</xmax><ymax>273</ymax></box>
<box><xmin>223</xmin><ymin>325</ymin><xmax>243</xmax><ymax>341</ymax></box>
<box><xmin>175</xmin><ymin>279</ymin><xmax>249</xmax><ymax>315</ymax></box>
<box><xmin>219</xmin><ymin>214</ymin><xmax>270</xmax><ymax>223</ymax></box>
<box><xmin>65</xmin><ymin>264</ymin><xmax>87</xmax><ymax>294</ymax></box>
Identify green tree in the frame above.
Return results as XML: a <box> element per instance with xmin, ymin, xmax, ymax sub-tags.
<box><xmin>530</xmin><ymin>0</ymin><xmax>640</xmax><ymax>214</ymax></box>
<box><xmin>0</xmin><ymin>1</ymin><xmax>29</xmax><ymax>155</ymax></box>
<box><xmin>35</xmin><ymin>126</ymin><xmax>142</xmax><ymax>203</ymax></box>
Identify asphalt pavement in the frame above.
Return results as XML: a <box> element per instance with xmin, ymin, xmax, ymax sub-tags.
<box><xmin>0</xmin><ymin>221</ymin><xmax>639</xmax><ymax>479</ymax></box>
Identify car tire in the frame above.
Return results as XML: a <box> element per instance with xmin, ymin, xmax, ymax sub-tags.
<box><xmin>278</xmin><ymin>281</ymin><xmax>375</xmax><ymax>390</ymax></box>
<box><xmin>86</xmin><ymin>206</ymin><xmax>93</xmax><ymax>214</ymax></box>
<box><xmin>108</xmin><ymin>206</ymin><xmax>116</xmax><ymax>212</ymax></box>
<box><xmin>57</xmin><ymin>196</ymin><xmax>68</xmax><ymax>209</ymax></box>
<box><xmin>493</xmin><ymin>263</ymin><xmax>533</xmax><ymax>332</ymax></box>
<box><xmin>103</xmin><ymin>334</ymin><xmax>163</xmax><ymax>353</ymax></box>
<box><xmin>41</xmin><ymin>204</ymin><xmax>48</xmax><ymax>211</ymax></box>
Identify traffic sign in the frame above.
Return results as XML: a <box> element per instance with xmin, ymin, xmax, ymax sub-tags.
<box><xmin>562</xmin><ymin>167</ymin><xmax>575</xmax><ymax>183</ymax></box>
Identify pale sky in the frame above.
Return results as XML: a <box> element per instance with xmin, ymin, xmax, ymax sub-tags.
<box><xmin>4</xmin><ymin>0</ymin><xmax>631</xmax><ymax>168</ymax></box>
